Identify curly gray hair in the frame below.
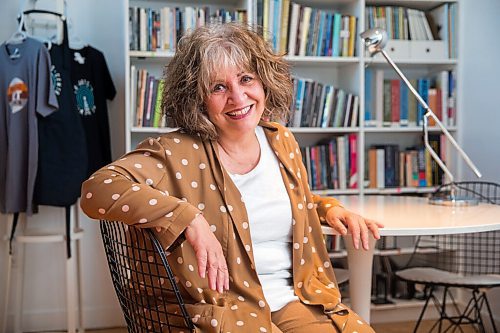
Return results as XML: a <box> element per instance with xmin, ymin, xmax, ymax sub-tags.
<box><xmin>161</xmin><ymin>22</ymin><xmax>293</xmax><ymax>140</ymax></box>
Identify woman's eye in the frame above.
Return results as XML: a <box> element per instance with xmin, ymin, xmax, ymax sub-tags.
<box><xmin>212</xmin><ymin>84</ymin><xmax>226</xmax><ymax>93</ymax></box>
<box><xmin>241</xmin><ymin>75</ymin><xmax>253</xmax><ymax>83</ymax></box>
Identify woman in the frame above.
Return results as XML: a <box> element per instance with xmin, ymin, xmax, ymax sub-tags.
<box><xmin>81</xmin><ymin>23</ymin><xmax>383</xmax><ymax>333</ymax></box>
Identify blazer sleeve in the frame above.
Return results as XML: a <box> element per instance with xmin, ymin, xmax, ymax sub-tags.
<box><xmin>312</xmin><ymin>194</ymin><xmax>343</xmax><ymax>224</ymax></box>
<box><xmin>80</xmin><ymin>137</ymin><xmax>201</xmax><ymax>248</ymax></box>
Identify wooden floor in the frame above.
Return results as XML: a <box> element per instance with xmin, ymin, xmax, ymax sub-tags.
<box><xmin>87</xmin><ymin>320</ymin><xmax>479</xmax><ymax>333</ymax></box>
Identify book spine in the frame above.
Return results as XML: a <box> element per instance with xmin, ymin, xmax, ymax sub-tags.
<box><xmin>348</xmin><ymin>134</ymin><xmax>358</xmax><ymax>189</ymax></box>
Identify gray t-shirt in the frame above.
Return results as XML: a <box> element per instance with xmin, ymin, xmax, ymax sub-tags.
<box><xmin>0</xmin><ymin>37</ymin><xmax>58</xmax><ymax>215</ymax></box>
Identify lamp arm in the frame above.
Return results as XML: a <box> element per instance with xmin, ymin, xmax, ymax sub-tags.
<box><xmin>423</xmin><ymin>114</ymin><xmax>454</xmax><ymax>182</ymax></box>
<box><xmin>379</xmin><ymin>49</ymin><xmax>482</xmax><ymax>180</ymax></box>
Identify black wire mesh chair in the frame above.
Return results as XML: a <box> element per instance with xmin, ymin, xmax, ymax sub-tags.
<box><xmin>100</xmin><ymin>220</ymin><xmax>195</xmax><ymax>333</ymax></box>
<box><xmin>395</xmin><ymin>181</ymin><xmax>500</xmax><ymax>333</ymax></box>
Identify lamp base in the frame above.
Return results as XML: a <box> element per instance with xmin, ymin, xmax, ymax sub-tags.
<box><xmin>428</xmin><ymin>195</ymin><xmax>479</xmax><ymax>206</ymax></box>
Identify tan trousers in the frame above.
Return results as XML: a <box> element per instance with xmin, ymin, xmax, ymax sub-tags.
<box><xmin>271</xmin><ymin>301</ymin><xmax>376</xmax><ymax>333</ymax></box>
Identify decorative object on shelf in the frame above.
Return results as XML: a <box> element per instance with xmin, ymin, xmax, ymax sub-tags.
<box><xmin>360</xmin><ymin>28</ymin><xmax>482</xmax><ymax>206</ymax></box>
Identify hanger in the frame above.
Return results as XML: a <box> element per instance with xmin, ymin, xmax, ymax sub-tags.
<box><xmin>6</xmin><ymin>13</ymin><xmax>28</xmax><ymax>45</ymax></box>
<box><xmin>23</xmin><ymin>9</ymin><xmax>65</xmax><ymax>48</ymax></box>
<box><xmin>68</xmin><ymin>19</ymin><xmax>86</xmax><ymax>50</ymax></box>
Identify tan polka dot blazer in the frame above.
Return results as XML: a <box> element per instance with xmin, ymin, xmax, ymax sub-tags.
<box><xmin>81</xmin><ymin>121</ymin><xmax>368</xmax><ymax>333</ymax></box>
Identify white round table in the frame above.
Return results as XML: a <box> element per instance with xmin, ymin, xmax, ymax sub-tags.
<box><xmin>321</xmin><ymin>195</ymin><xmax>500</xmax><ymax>323</ymax></box>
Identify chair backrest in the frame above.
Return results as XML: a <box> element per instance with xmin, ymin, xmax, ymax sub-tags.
<box><xmin>407</xmin><ymin>181</ymin><xmax>500</xmax><ymax>275</ymax></box>
<box><xmin>100</xmin><ymin>220</ymin><xmax>195</xmax><ymax>333</ymax></box>
<box><xmin>434</xmin><ymin>181</ymin><xmax>500</xmax><ymax>204</ymax></box>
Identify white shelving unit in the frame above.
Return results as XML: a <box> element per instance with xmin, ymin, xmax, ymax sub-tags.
<box><xmin>124</xmin><ymin>0</ymin><xmax>460</xmax><ymax>198</ymax></box>
<box><xmin>122</xmin><ymin>0</ymin><xmax>459</xmax><ymax>322</ymax></box>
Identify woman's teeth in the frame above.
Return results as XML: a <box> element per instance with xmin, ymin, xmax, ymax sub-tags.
<box><xmin>227</xmin><ymin>105</ymin><xmax>251</xmax><ymax>117</ymax></box>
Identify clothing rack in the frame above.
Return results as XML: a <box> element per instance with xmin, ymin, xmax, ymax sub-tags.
<box><xmin>1</xmin><ymin>2</ymin><xmax>85</xmax><ymax>332</ymax></box>
<box><xmin>2</xmin><ymin>208</ymin><xmax>85</xmax><ymax>333</ymax></box>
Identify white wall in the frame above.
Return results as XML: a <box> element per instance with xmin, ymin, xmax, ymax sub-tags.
<box><xmin>458</xmin><ymin>0</ymin><xmax>500</xmax><ymax>182</ymax></box>
<box><xmin>0</xmin><ymin>0</ymin><xmax>126</xmax><ymax>331</ymax></box>
<box><xmin>0</xmin><ymin>0</ymin><xmax>499</xmax><ymax>330</ymax></box>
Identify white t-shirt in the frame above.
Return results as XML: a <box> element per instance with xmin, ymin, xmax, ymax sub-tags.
<box><xmin>227</xmin><ymin>126</ymin><xmax>299</xmax><ymax>311</ymax></box>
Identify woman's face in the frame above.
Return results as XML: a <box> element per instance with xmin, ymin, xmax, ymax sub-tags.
<box><xmin>204</xmin><ymin>65</ymin><xmax>265</xmax><ymax>140</ymax></box>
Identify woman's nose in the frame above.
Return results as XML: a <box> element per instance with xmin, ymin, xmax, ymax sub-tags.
<box><xmin>228</xmin><ymin>85</ymin><xmax>247</xmax><ymax>104</ymax></box>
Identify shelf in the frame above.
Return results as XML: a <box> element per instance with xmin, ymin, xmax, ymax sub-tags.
<box><xmin>11</xmin><ymin>229</ymin><xmax>84</xmax><ymax>244</ymax></box>
<box><xmin>129</xmin><ymin>50</ymin><xmax>174</xmax><ymax>59</ymax></box>
<box><xmin>312</xmin><ymin>188</ymin><xmax>359</xmax><ymax>195</ymax></box>
<box><xmin>286</xmin><ymin>56</ymin><xmax>360</xmax><ymax>67</ymax></box>
<box><xmin>364</xmin><ymin>126</ymin><xmax>457</xmax><ymax>133</ymax></box>
<box><xmin>131</xmin><ymin>126</ymin><xmax>179</xmax><ymax>133</ymax></box>
<box><xmin>290</xmin><ymin>127</ymin><xmax>359</xmax><ymax>134</ymax></box>
<box><xmin>363</xmin><ymin>57</ymin><xmax>457</xmax><ymax>69</ymax></box>
<box><xmin>363</xmin><ymin>187</ymin><xmax>437</xmax><ymax>194</ymax></box>
<box><xmin>365</xmin><ymin>0</ymin><xmax>457</xmax><ymax>11</ymax></box>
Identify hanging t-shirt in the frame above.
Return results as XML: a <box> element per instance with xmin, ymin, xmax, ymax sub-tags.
<box><xmin>0</xmin><ymin>37</ymin><xmax>58</xmax><ymax>215</ymax></box>
<box><xmin>34</xmin><ymin>20</ymin><xmax>88</xmax><ymax>207</ymax></box>
<box><xmin>71</xmin><ymin>46</ymin><xmax>116</xmax><ymax>177</ymax></box>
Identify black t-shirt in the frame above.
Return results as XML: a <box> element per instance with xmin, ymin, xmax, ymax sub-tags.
<box><xmin>71</xmin><ymin>46</ymin><xmax>116</xmax><ymax>177</ymax></box>
<box><xmin>34</xmin><ymin>37</ymin><xmax>88</xmax><ymax>207</ymax></box>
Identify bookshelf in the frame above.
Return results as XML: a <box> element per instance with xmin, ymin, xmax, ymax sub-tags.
<box><xmin>124</xmin><ymin>0</ymin><xmax>460</xmax><ymax>197</ymax></box>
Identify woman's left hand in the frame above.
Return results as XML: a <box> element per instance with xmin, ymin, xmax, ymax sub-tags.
<box><xmin>325</xmin><ymin>206</ymin><xmax>384</xmax><ymax>250</ymax></box>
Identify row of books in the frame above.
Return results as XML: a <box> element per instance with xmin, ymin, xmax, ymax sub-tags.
<box><xmin>130</xmin><ymin>66</ymin><xmax>168</xmax><ymax>128</ymax></box>
<box><xmin>129</xmin><ymin>6</ymin><xmax>247</xmax><ymax>52</ymax></box>
<box><xmin>367</xmin><ymin>136</ymin><xmax>445</xmax><ymax>189</ymax></box>
<box><xmin>300</xmin><ymin>134</ymin><xmax>358</xmax><ymax>191</ymax></box>
<box><xmin>288</xmin><ymin>77</ymin><xmax>359</xmax><ymax>128</ymax></box>
<box><xmin>365</xmin><ymin>3</ymin><xmax>457</xmax><ymax>57</ymax></box>
<box><xmin>365</xmin><ymin>6</ymin><xmax>434</xmax><ymax>41</ymax></box>
<box><xmin>255</xmin><ymin>0</ymin><xmax>357</xmax><ymax>57</ymax></box>
<box><xmin>364</xmin><ymin>69</ymin><xmax>456</xmax><ymax>128</ymax></box>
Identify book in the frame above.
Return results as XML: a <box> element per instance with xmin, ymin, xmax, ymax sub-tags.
<box><xmin>292</xmin><ymin>78</ymin><xmax>305</xmax><ymax>127</ymax></box>
<box><xmin>368</xmin><ymin>148</ymin><xmax>378</xmax><ymax>188</ymax></box>
<box><xmin>348</xmin><ymin>134</ymin><xmax>358</xmax><ymax>189</ymax></box>
<box><xmin>332</xmin><ymin>89</ymin><xmax>346</xmax><ymax>127</ymax></box>
<box><xmin>337</xmin><ymin>135</ymin><xmax>347</xmax><ymax>189</ymax></box>
<box><xmin>287</xmin><ymin>3</ymin><xmax>300</xmax><ymax>56</ymax></box>
<box><xmin>384</xmin><ymin>144</ymin><xmax>399</xmax><ymax>187</ymax></box>
<box><xmin>376</xmin><ymin>147</ymin><xmax>385</xmax><ymax>188</ymax></box>
<box><xmin>390</xmin><ymin>79</ymin><xmax>400</xmax><ymax>126</ymax></box>
<box><xmin>298</xmin><ymin>6</ymin><xmax>312</xmax><ymax>56</ymax></box>
<box><xmin>374</xmin><ymin>70</ymin><xmax>384</xmax><ymax>127</ymax></box>
<box><xmin>320</xmin><ymin>86</ymin><xmax>334</xmax><ymax>128</ymax></box>
<box><xmin>130</xmin><ymin>65</ymin><xmax>137</xmax><ymax>122</ymax></box>
<box><xmin>399</xmin><ymin>81</ymin><xmax>409</xmax><ymax>126</ymax></box>
<box><xmin>343</xmin><ymin>93</ymin><xmax>353</xmax><ymax>127</ymax></box>
<box><xmin>340</xmin><ymin>15</ymin><xmax>350</xmax><ymax>57</ymax></box>
<box><xmin>427</xmin><ymin>88</ymin><xmax>438</xmax><ymax>126</ymax></box>
<box><xmin>280</xmin><ymin>0</ymin><xmax>290</xmax><ymax>54</ymax></box>
<box><xmin>364</xmin><ymin>69</ymin><xmax>373</xmax><ymax>126</ymax></box>
<box><xmin>350</xmin><ymin>95</ymin><xmax>359</xmax><ymax>127</ymax></box>
<box><xmin>348</xmin><ymin>15</ymin><xmax>357</xmax><ymax>56</ymax></box>
<box><xmin>331</xmin><ymin>12</ymin><xmax>342</xmax><ymax>56</ymax></box>
<box><xmin>408</xmin><ymin>79</ymin><xmax>418</xmax><ymax>125</ymax></box>
<box><xmin>152</xmin><ymin>80</ymin><xmax>165</xmax><ymax>127</ymax></box>
<box><xmin>383</xmin><ymin>80</ymin><xmax>391</xmax><ymax>127</ymax></box>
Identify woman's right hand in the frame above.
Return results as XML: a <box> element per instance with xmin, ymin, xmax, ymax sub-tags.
<box><xmin>184</xmin><ymin>214</ymin><xmax>229</xmax><ymax>293</ymax></box>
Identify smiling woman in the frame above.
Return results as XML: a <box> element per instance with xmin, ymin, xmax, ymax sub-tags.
<box><xmin>80</xmin><ymin>22</ymin><xmax>382</xmax><ymax>333</ymax></box>
<box><xmin>161</xmin><ymin>23</ymin><xmax>292</xmax><ymax>141</ymax></box>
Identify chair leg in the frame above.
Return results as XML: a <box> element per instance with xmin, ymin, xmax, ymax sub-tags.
<box><xmin>481</xmin><ymin>292</ymin><xmax>499</xmax><ymax>333</ymax></box>
<box><xmin>413</xmin><ymin>285</ymin><xmax>434</xmax><ymax>333</ymax></box>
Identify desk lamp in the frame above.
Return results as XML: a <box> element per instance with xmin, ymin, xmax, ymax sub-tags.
<box><xmin>360</xmin><ymin>28</ymin><xmax>482</xmax><ymax>206</ymax></box>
